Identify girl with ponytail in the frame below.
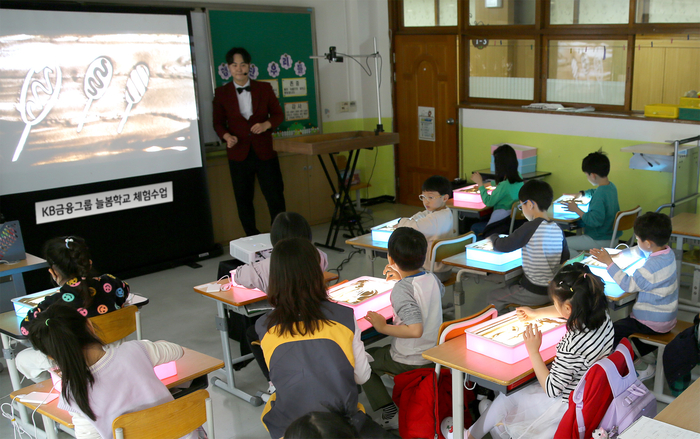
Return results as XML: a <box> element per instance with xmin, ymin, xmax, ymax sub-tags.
<box><xmin>28</xmin><ymin>304</ymin><xmax>189</xmax><ymax>439</ymax></box>
<box><xmin>16</xmin><ymin>236</ymin><xmax>130</xmax><ymax>382</ymax></box>
<box><xmin>450</xmin><ymin>263</ymin><xmax>615</xmax><ymax>439</ymax></box>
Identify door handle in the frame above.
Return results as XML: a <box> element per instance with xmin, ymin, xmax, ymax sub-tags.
<box><xmin>446</xmin><ymin>118</ymin><xmax>455</xmax><ymax>125</ymax></box>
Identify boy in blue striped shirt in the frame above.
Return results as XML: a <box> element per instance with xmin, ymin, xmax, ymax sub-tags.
<box><xmin>591</xmin><ymin>212</ymin><xmax>678</xmax><ymax>380</ymax></box>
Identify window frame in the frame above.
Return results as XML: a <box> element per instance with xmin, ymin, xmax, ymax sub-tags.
<box><xmin>390</xmin><ymin>0</ymin><xmax>700</xmax><ymax>113</ymax></box>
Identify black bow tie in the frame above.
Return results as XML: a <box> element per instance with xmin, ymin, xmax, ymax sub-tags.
<box><xmin>237</xmin><ymin>86</ymin><xmax>251</xmax><ymax>94</ymax></box>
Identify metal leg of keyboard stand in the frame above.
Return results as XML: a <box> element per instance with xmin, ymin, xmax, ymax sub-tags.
<box><xmin>209</xmin><ymin>301</ymin><xmax>263</xmax><ymax>406</ymax></box>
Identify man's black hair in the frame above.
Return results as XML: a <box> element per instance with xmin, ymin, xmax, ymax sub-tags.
<box><xmin>518</xmin><ymin>180</ymin><xmax>554</xmax><ymax>211</ymax></box>
<box><xmin>581</xmin><ymin>150</ymin><xmax>610</xmax><ymax>177</ymax></box>
<box><xmin>634</xmin><ymin>212</ymin><xmax>672</xmax><ymax>247</ymax></box>
<box><xmin>226</xmin><ymin>47</ymin><xmax>251</xmax><ymax>65</ymax></box>
<box><xmin>422</xmin><ymin>175</ymin><xmax>451</xmax><ymax>196</ymax></box>
<box><xmin>388</xmin><ymin>227</ymin><xmax>427</xmax><ymax>271</ymax></box>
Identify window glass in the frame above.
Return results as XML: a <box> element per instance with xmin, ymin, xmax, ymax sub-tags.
<box><xmin>547</xmin><ymin>40</ymin><xmax>627</xmax><ymax>106</ymax></box>
<box><xmin>632</xmin><ymin>34</ymin><xmax>700</xmax><ymax>111</ymax></box>
<box><xmin>469</xmin><ymin>39</ymin><xmax>535</xmax><ymax>100</ymax></box>
<box><xmin>636</xmin><ymin>0</ymin><xmax>700</xmax><ymax>23</ymax></box>
<box><xmin>404</xmin><ymin>0</ymin><xmax>458</xmax><ymax>27</ymax></box>
<box><xmin>550</xmin><ymin>0</ymin><xmax>629</xmax><ymax>25</ymax></box>
<box><xmin>468</xmin><ymin>0</ymin><xmax>536</xmax><ymax>26</ymax></box>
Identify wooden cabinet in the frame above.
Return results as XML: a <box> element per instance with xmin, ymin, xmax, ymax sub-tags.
<box><xmin>206</xmin><ymin>153</ymin><xmax>334</xmax><ymax>245</ymax></box>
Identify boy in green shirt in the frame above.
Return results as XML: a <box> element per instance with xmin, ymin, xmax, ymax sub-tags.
<box><xmin>565</xmin><ymin>151</ymin><xmax>621</xmax><ymax>253</ymax></box>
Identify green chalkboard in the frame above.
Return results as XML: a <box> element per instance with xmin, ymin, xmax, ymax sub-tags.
<box><xmin>208</xmin><ymin>9</ymin><xmax>319</xmax><ymax>135</ymax></box>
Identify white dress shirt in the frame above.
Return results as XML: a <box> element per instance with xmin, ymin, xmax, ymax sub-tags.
<box><xmin>235</xmin><ymin>79</ymin><xmax>252</xmax><ymax>120</ymax></box>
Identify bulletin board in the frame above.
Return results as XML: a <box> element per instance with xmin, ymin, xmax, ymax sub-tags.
<box><xmin>208</xmin><ymin>8</ymin><xmax>320</xmax><ymax>135</ymax></box>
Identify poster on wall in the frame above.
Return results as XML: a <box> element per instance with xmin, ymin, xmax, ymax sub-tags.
<box><xmin>418</xmin><ymin>106</ymin><xmax>435</xmax><ymax>142</ymax></box>
<box><xmin>259</xmin><ymin>79</ymin><xmax>279</xmax><ymax>98</ymax></box>
<box><xmin>285</xmin><ymin>101</ymin><xmax>309</xmax><ymax>121</ymax></box>
<box><xmin>282</xmin><ymin>78</ymin><xmax>307</xmax><ymax>97</ymax></box>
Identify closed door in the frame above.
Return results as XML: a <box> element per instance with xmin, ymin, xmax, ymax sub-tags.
<box><xmin>395</xmin><ymin>34</ymin><xmax>459</xmax><ymax>206</ymax></box>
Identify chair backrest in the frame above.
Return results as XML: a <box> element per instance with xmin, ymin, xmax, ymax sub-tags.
<box><xmin>509</xmin><ymin>201</ymin><xmax>526</xmax><ymax>234</ymax></box>
<box><xmin>113</xmin><ymin>389</ymin><xmax>212</xmax><ymax>439</ymax></box>
<box><xmin>429</xmin><ymin>232</ymin><xmax>477</xmax><ymax>272</ymax></box>
<box><xmin>610</xmin><ymin>206</ymin><xmax>641</xmax><ymax>247</ymax></box>
<box><xmin>434</xmin><ymin>305</ymin><xmax>498</xmax><ymax>373</ymax></box>
<box><xmin>90</xmin><ymin>305</ymin><xmax>138</xmax><ymax>345</ymax></box>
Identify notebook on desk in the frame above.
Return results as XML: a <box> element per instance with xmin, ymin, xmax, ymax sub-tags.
<box><xmin>0</xmin><ymin>221</ymin><xmax>26</xmax><ymax>262</ymax></box>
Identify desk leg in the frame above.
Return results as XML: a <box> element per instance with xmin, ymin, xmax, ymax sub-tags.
<box><xmin>676</xmin><ymin>235</ymin><xmax>700</xmax><ymax>313</ymax></box>
<box><xmin>3</xmin><ymin>333</ymin><xmax>29</xmax><ymax>422</ymax></box>
<box><xmin>41</xmin><ymin>415</ymin><xmax>58</xmax><ymax>439</ymax></box>
<box><xmin>452</xmin><ymin>369</ymin><xmax>464</xmax><ymax>439</ymax></box>
<box><xmin>209</xmin><ymin>302</ymin><xmax>263</xmax><ymax>406</ymax></box>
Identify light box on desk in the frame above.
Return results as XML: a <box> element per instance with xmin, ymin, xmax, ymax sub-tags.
<box><xmin>11</xmin><ymin>287</ymin><xmax>60</xmax><ymax>317</ymax></box>
<box><xmin>553</xmin><ymin>194</ymin><xmax>590</xmax><ymax>216</ymax></box>
<box><xmin>581</xmin><ymin>249</ymin><xmax>645</xmax><ymax>283</ymax></box>
<box><xmin>466</xmin><ymin>238</ymin><xmax>521</xmax><ymax>266</ymax></box>
<box><xmin>328</xmin><ymin>276</ymin><xmax>395</xmax><ymax>321</ymax></box>
<box><xmin>453</xmin><ymin>183</ymin><xmax>495</xmax><ymax>209</ymax></box>
<box><xmin>466</xmin><ymin>311</ymin><xmax>567</xmax><ymax>364</ymax></box>
<box><xmin>370</xmin><ymin>219</ymin><xmax>400</xmax><ymax>243</ymax></box>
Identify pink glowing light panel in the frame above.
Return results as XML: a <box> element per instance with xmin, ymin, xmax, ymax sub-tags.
<box><xmin>453</xmin><ymin>183</ymin><xmax>495</xmax><ymax>209</ymax></box>
<box><xmin>465</xmin><ymin>311</ymin><xmax>567</xmax><ymax>364</ymax></box>
<box><xmin>153</xmin><ymin>361</ymin><xmax>178</xmax><ymax>380</ymax></box>
<box><xmin>328</xmin><ymin>276</ymin><xmax>396</xmax><ymax>320</ymax></box>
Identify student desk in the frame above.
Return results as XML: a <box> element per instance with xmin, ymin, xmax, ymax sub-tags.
<box><xmin>552</xmin><ymin>211</ymin><xmax>582</xmax><ymax>234</ymax></box>
<box><xmin>193</xmin><ymin>275</ymin><xmax>391</xmax><ymax>406</ymax></box>
<box><xmin>9</xmin><ymin>347</ymin><xmax>223</xmax><ymax>439</ymax></box>
<box><xmin>0</xmin><ymin>295</ymin><xmax>149</xmax><ymax>424</ymax></box>
<box><xmin>671</xmin><ymin>213</ymin><xmax>700</xmax><ymax>313</ymax></box>
<box><xmin>0</xmin><ymin>253</ymin><xmax>49</xmax><ymax>311</ymax></box>
<box><xmin>345</xmin><ymin>233</ymin><xmax>389</xmax><ymax>277</ymax></box>
<box><xmin>423</xmin><ymin>334</ymin><xmax>557</xmax><ymax>439</ymax></box>
<box><xmin>654</xmin><ymin>376</ymin><xmax>700</xmax><ymax>433</ymax></box>
<box><xmin>470</xmin><ymin>169</ymin><xmax>552</xmax><ymax>182</ymax></box>
<box><xmin>446</xmin><ymin>199</ymin><xmax>493</xmax><ymax>233</ymax></box>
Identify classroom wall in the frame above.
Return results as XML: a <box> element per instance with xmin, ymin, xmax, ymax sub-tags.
<box><xmin>459</xmin><ymin>109</ymin><xmax>700</xmax><ymax>222</ymax></box>
<box><xmin>184</xmin><ymin>0</ymin><xmax>396</xmax><ymax>198</ymax></box>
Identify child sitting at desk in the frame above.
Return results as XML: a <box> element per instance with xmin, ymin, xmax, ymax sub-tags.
<box><xmin>487</xmin><ymin>180</ymin><xmax>570</xmax><ymax>314</ymax></box>
<box><xmin>397</xmin><ymin>175</ymin><xmax>457</xmax><ymax>281</ymax></box>
<box><xmin>471</xmin><ymin>144</ymin><xmax>525</xmax><ymax>238</ymax></box>
<box><xmin>254</xmin><ymin>238</ymin><xmax>390</xmax><ymax>439</ymax></box>
<box><xmin>27</xmin><ymin>304</ymin><xmax>191</xmax><ymax>439</ymax></box>
<box><xmin>590</xmin><ymin>212</ymin><xmax>678</xmax><ymax>381</ymax></box>
<box><xmin>456</xmin><ymin>263</ymin><xmax>614</xmax><ymax>439</ymax></box>
<box><xmin>565</xmin><ymin>150</ymin><xmax>621</xmax><ymax>253</ymax></box>
<box><xmin>16</xmin><ymin>236</ymin><xmax>130</xmax><ymax>382</ymax></box>
<box><xmin>363</xmin><ymin>227</ymin><xmax>444</xmax><ymax>429</ymax></box>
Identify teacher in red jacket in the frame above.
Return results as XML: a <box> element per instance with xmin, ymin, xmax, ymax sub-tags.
<box><xmin>213</xmin><ymin>47</ymin><xmax>286</xmax><ymax>236</ymax></box>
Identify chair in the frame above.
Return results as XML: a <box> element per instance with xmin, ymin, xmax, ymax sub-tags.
<box><xmin>610</xmin><ymin>206</ymin><xmax>642</xmax><ymax>248</ymax></box>
<box><xmin>509</xmin><ymin>201</ymin><xmax>527</xmax><ymax>234</ymax></box>
<box><xmin>113</xmin><ymin>389</ymin><xmax>214</xmax><ymax>439</ymax></box>
<box><xmin>336</xmin><ymin>154</ymin><xmax>371</xmax><ymax>210</ymax></box>
<box><xmin>555</xmin><ymin>338</ymin><xmax>634</xmax><ymax>439</ymax></box>
<box><xmin>89</xmin><ymin>305</ymin><xmax>141</xmax><ymax>344</ymax></box>
<box><xmin>629</xmin><ymin>319</ymin><xmax>694</xmax><ymax>404</ymax></box>
<box><xmin>429</xmin><ymin>232</ymin><xmax>477</xmax><ymax>287</ymax></box>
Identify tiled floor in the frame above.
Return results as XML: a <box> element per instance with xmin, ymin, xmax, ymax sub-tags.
<box><xmin>1</xmin><ymin>202</ymin><xmax>695</xmax><ymax>438</ymax></box>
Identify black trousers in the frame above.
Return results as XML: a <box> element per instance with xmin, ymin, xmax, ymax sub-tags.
<box><xmin>613</xmin><ymin>316</ymin><xmax>663</xmax><ymax>358</ymax></box>
<box><xmin>228</xmin><ymin>150</ymin><xmax>286</xmax><ymax>237</ymax></box>
<box><xmin>246</xmin><ymin>324</ymin><xmax>270</xmax><ymax>381</ymax></box>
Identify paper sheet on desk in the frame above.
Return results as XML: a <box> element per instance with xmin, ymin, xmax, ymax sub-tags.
<box><xmin>619</xmin><ymin>416</ymin><xmax>700</xmax><ymax>439</ymax></box>
<box><xmin>206</xmin><ymin>283</ymin><xmax>222</xmax><ymax>293</ymax></box>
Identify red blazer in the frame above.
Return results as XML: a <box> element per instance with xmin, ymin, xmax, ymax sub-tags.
<box><xmin>212</xmin><ymin>80</ymin><xmax>284</xmax><ymax>162</ymax></box>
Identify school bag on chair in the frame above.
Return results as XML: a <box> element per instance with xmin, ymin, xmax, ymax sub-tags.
<box><xmin>560</xmin><ymin>338</ymin><xmax>656</xmax><ymax>439</ymax></box>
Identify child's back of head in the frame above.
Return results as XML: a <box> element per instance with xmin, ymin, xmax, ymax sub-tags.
<box><xmin>519</xmin><ymin>180</ymin><xmax>553</xmax><ymax>211</ymax></box>
<box><xmin>388</xmin><ymin>227</ymin><xmax>428</xmax><ymax>272</ymax></box>
<box><xmin>549</xmin><ymin>263</ymin><xmax>607</xmax><ymax>332</ymax></box>
<box><xmin>422</xmin><ymin>175</ymin><xmax>451</xmax><ymax>196</ymax></box>
<box><xmin>270</xmin><ymin>212</ymin><xmax>312</xmax><ymax>246</ymax></box>
<box><xmin>493</xmin><ymin>144</ymin><xmax>524</xmax><ymax>184</ymax></box>
<box><xmin>634</xmin><ymin>212</ymin><xmax>672</xmax><ymax>247</ymax></box>
<box><xmin>581</xmin><ymin>150</ymin><xmax>610</xmax><ymax>177</ymax></box>
<box><xmin>43</xmin><ymin>236</ymin><xmax>96</xmax><ymax>306</ymax></box>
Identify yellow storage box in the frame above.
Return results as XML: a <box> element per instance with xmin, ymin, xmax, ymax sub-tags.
<box><xmin>680</xmin><ymin>97</ymin><xmax>700</xmax><ymax>109</ymax></box>
<box><xmin>644</xmin><ymin>104</ymin><xmax>679</xmax><ymax>119</ymax></box>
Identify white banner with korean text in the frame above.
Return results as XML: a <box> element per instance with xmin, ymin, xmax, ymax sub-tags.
<box><xmin>35</xmin><ymin>182</ymin><xmax>173</xmax><ymax>224</ymax></box>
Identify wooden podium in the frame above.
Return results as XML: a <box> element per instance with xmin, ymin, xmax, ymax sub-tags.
<box><xmin>274</xmin><ymin>131</ymin><xmax>400</xmax><ymax>251</ymax></box>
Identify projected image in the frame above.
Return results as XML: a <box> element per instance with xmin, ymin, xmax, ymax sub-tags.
<box><xmin>0</xmin><ymin>9</ymin><xmax>202</xmax><ymax>195</ymax></box>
